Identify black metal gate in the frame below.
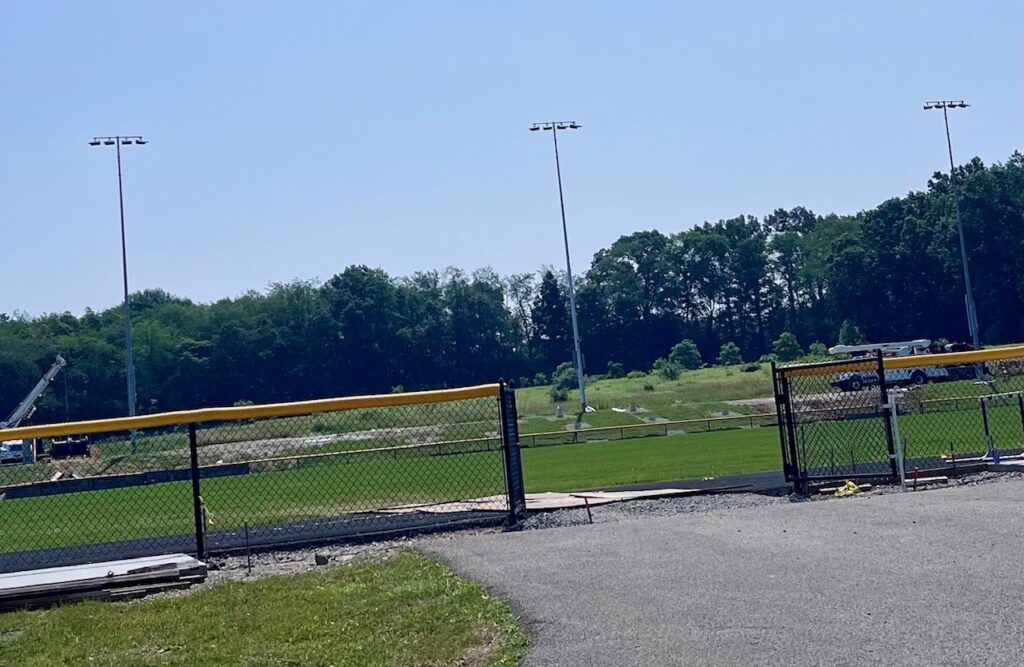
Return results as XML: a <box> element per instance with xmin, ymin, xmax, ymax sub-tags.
<box><xmin>773</xmin><ymin>351</ymin><xmax>897</xmax><ymax>492</ymax></box>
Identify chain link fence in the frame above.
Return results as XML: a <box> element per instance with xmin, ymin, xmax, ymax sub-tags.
<box><xmin>0</xmin><ymin>383</ymin><xmax>525</xmax><ymax>573</ymax></box>
<box><xmin>774</xmin><ymin>346</ymin><xmax>1024</xmax><ymax>491</ymax></box>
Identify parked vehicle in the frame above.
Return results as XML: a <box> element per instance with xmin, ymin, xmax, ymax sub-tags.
<box><xmin>0</xmin><ymin>441</ymin><xmax>25</xmax><ymax>464</ymax></box>
<box><xmin>0</xmin><ymin>354</ymin><xmax>67</xmax><ymax>463</ymax></box>
<box><xmin>829</xmin><ymin>339</ymin><xmax>982</xmax><ymax>391</ymax></box>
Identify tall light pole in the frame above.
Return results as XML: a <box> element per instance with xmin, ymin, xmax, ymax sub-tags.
<box><xmin>923</xmin><ymin>101</ymin><xmax>980</xmax><ymax>349</ymax></box>
<box><xmin>89</xmin><ymin>135</ymin><xmax>147</xmax><ymax>434</ymax></box>
<box><xmin>530</xmin><ymin>121</ymin><xmax>588</xmax><ymax>412</ymax></box>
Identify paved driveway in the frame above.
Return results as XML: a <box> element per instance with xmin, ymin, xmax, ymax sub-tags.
<box><xmin>424</xmin><ymin>479</ymin><xmax>1024</xmax><ymax>666</ymax></box>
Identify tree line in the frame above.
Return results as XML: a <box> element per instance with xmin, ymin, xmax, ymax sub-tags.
<box><xmin>2</xmin><ymin>153</ymin><xmax>1021</xmax><ymax>422</ymax></box>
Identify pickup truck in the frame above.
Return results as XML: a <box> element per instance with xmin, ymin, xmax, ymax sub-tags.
<box><xmin>0</xmin><ymin>440</ymin><xmax>26</xmax><ymax>464</ymax></box>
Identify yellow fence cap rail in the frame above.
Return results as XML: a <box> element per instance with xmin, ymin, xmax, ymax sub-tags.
<box><xmin>780</xmin><ymin>344</ymin><xmax>1024</xmax><ymax>378</ymax></box>
<box><xmin>1</xmin><ymin>383</ymin><xmax>502</xmax><ymax>441</ymax></box>
<box><xmin>778</xmin><ymin>359</ymin><xmax>877</xmax><ymax>378</ymax></box>
<box><xmin>882</xmin><ymin>344</ymin><xmax>1024</xmax><ymax>370</ymax></box>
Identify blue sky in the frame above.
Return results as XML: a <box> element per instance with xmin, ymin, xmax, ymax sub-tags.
<box><xmin>1</xmin><ymin>1</ymin><xmax>1020</xmax><ymax>315</ymax></box>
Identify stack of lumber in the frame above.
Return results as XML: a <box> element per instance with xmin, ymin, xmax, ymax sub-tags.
<box><xmin>0</xmin><ymin>554</ymin><xmax>207</xmax><ymax>611</ymax></box>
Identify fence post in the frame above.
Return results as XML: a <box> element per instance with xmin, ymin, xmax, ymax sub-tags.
<box><xmin>772</xmin><ymin>363</ymin><xmax>792</xmax><ymax>481</ymax></box>
<box><xmin>188</xmin><ymin>423</ymin><xmax>206</xmax><ymax>560</ymax></box>
<box><xmin>877</xmin><ymin>351</ymin><xmax>899</xmax><ymax>480</ymax></box>
<box><xmin>498</xmin><ymin>382</ymin><xmax>527</xmax><ymax>524</ymax></box>
<box><xmin>779</xmin><ymin>371</ymin><xmax>803</xmax><ymax>493</ymax></box>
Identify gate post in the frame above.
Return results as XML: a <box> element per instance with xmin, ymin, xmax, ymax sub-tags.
<box><xmin>772</xmin><ymin>363</ymin><xmax>792</xmax><ymax>481</ymax></box>
<box><xmin>188</xmin><ymin>423</ymin><xmax>206</xmax><ymax>559</ymax></box>
<box><xmin>498</xmin><ymin>381</ymin><xmax>527</xmax><ymax>524</ymax></box>
<box><xmin>773</xmin><ymin>363</ymin><xmax>804</xmax><ymax>494</ymax></box>
<box><xmin>876</xmin><ymin>351</ymin><xmax>900</xmax><ymax>480</ymax></box>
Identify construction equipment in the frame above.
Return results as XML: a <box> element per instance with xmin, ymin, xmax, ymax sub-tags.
<box><xmin>829</xmin><ymin>340</ymin><xmax>983</xmax><ymax>391</ymax></box>
<box><xmin>1</xmin><ymin>354</ymin><xmax>67</xmax><ymax>463</ymax></box>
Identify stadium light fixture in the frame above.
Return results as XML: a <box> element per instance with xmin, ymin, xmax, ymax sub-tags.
<box><xmin>529</xmin><ymin>120</ymin><xmax>589</xmax><ymax>413</ymax></box>
<box><xmin>923</xmin><ymin>100</ymin><xmax>979</xmax><ymax>349</ymax></box>
<box><xmin>88</xmin><ymin>135</ymin><xmax>148</xmax><ymax>451</ymax></box>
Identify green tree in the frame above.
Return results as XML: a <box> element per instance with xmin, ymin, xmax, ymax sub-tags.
<box><xmin>652</xmin><ymin>357</ymin><xmax>680</xmax><ymax>380</ymax></box>
<box><xmin>772</xmin><ymin>332</ymin><xmax>803</xmax><ymax>362</ymax></box>
<box><xmin>606</xmin><ymin>361</ymin><xmax>625</xmax><ymax>379</ymax></box>
<box><xmin>531</xmin><ymin>271</ymin><xmax>569</xmax><ymax>370</ymax></box>
<box><xmin>837</xmin><ymin>320</ymin><xmax>865</xmax><ymax>346</ymax></box>
<box><xmin>551</xmin><ymin>362</ymin><xmax>577</xmax><ymax>391</ymax></box>
<box><xmin>668</xmin><ymin>339</ymin><xmax>702</xmax><ymax>369</ymax></box>
<box><xmin>717</xmin><ymin>342</ymin><xmax>742</xmax><ymax>366</ymax></box>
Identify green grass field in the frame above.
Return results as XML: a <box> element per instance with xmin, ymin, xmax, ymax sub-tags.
<box><xmin>5</xmin><ymin>398</ymin><xmax>1014</xmax><ymax>556</ymax></box>
<box><xmin>521</xmin><ymin>427</ymin><xmax>780</xmax><ymax>491</ymax></box>
<box><xmin>0</xmin><ymin>427</ymin><xmax>779</xmax><ymax>555</ymax></box>
<box><xmin>4</xmin><ymin>360</ymin><xmax>1020</xmax><ymax>559</ymax></box>
<box><xmin>0</xmin><ymin>551</ymin><xmax>526</xmax><ymax>667</ymax></box>
<box><xmin>796</xmin><ymin>402</ymin><xmax>1024</xmax><ymax>470</ymax></box>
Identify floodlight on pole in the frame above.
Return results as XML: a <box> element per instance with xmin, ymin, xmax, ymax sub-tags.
<box><xmin>89</xmin><ymin>135</ymin><xmax>147</xmax><ymax>451</ymax></box>
<box><xmin>923</xmin><ymin>101</ymin><xmax>980</xmax><ymax>348</ymax></box>
<box><xmin>530</xmin><ymin>121</ymin><xmax>589</xmax><ymax>413</ymax></box>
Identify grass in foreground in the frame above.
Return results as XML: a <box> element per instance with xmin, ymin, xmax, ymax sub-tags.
<box><xmin>0</xmin><ymin>551</ymin><xmax>526</xmax><ymax>667</ymax></box>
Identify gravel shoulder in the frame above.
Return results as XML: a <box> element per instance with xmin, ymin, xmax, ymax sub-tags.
<box><xmin>423</xmin><ymin>473</ymin><xmax>1024</xmax><ymax>667</ymax></box>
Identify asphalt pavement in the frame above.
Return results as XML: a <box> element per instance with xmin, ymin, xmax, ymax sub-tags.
<box><xmin>424</xmin><ymin>477</ymin><xmax>1024</xmax><ymax>666</ymax></box>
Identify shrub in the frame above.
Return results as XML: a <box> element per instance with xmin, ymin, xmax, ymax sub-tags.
<box><xmin>652</xmin><ymin>357</ymin><xmax>680</xmax><ymax>380</ymax></box>
<box><xmin>717</xmin><ymin>342</ymin><xmax>742</xmax><ymax>366</ymax></box>
<box><xmin>772</xmin><ymin>332</ymin><xmax>803</xmax><ymax>362</ymax></box>
<box><xmin>668</xmin><ymin>339</ymin><xmax>702</xmax><ymax>370</ymax></box>
<box><xmin>626</xmin><ymin>370</ymin><xmax>647</xmax><ymax>379</ymax></box>
<box><xmin>643</xmin><ymin>383</ymin><xmax>655</xmax><ymax>392</ymax></box>
<box><xmin>533</xmin><ymin>372</ymin><xmax>549</xmax><ymax>386</ymax></box>
<box><xmin>391</xmin><ymin>385</ymin><xmax>405</xmax><ymax>394</ymax></box>
<box><xmin>549</xmin><ymin>386</ymin><xmax>569</xmax><ymax>402</ymax></box>
<box><xmin>606</xmin><ymin>361</ymin><xmax>626</xmax><ymax>379</ymax></box>
<box><xmin>740</xmin><ymin>362</ymin><xmax>761</xmax><ymax>373</ymax></box>
<box><xmin>552</xmin><ymin>362</ymin><xmax>578</xmax><ymax>391</ymax></box>
<box><xmin>808</xmin><ymin>342</ymin><xmax>829</xmax><ymax>357</ymax></box>
<box><xmin>758</xmin><ymin>353</ymin><xmax>778</xmax><ymax>363</ymax></box>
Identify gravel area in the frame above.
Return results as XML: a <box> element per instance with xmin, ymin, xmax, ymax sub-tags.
<box><xmin>521</xmin><ymin>492</ymin><xmax>790</xmax><ymax>530</ymax></box>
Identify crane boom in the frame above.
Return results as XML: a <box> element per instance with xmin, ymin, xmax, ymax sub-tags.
<box><xmin>1</xmin><ymin>354</ymin><xmax>67</xmax><ymax>429</ymax></box>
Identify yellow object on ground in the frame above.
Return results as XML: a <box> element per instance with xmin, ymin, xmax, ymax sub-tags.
<box><xmin>835</xmin><ymin>481</ymin><xmax>860</xmax><ymax>497</ymax></box>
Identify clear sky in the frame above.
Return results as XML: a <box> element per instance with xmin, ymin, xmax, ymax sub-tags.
<box><xmin>2</xmin><ymin>1</ymin><xmax>1021</xmax><ymax>315</ymax></box>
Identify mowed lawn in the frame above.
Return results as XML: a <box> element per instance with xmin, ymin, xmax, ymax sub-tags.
<box><xmin>4</xmin><ymin>402</ymin><xmax>1006</xmax><ymax>555</ymax></box>
<box><xmin>0</xmin><ymin>551</ymin><xmax>526</xmax><ymax>667</ymax></box>
<box><xmin>0</xmin><ymin>427</ymin><xmax>781</xmax><ymax>554</ymax></box>
<box><xmin>521</xmin><ymin>427</ymin><xmax>781</xmax><ymax>491</ymax></box>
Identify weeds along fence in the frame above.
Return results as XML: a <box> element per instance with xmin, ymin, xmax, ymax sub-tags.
<box><xmin>773</xmin><ymin>345</ymin><xmax>1024</xmax><ymax>492</ymax></box>
<box><xmin>0</xmin><ymin>383</ymin><xmax>526</xmax><ymax>574</ymax></box>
